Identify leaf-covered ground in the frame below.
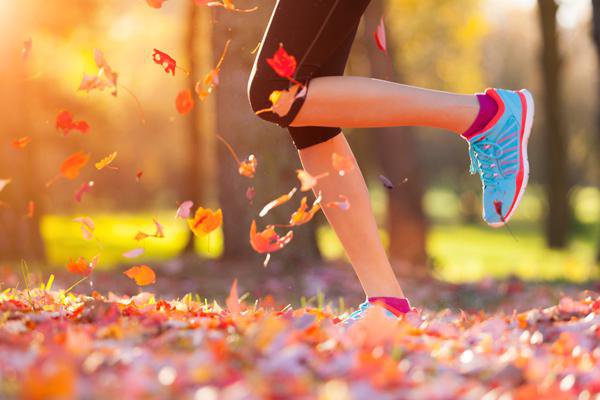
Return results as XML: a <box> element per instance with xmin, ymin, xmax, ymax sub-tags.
<box><xmin>2</xmin><ymin>280</ymin><xmax>600</xmax><ymax>400</ymax></box>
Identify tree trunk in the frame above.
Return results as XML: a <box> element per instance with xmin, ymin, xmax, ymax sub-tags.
<box><xmin>363</xmin><ymin>0</ymin><xmax>429</xmax><ymax>277</ymax></box>
<box><xmin>181</xmin><ymin>1</ymin><xmax>201</xmax><ymax>255</ymax></box>
<box><xmin>592</xmin><ymin>0</ymin><xmax>600</xmax><ymax>263</ymax></box>
<box><xmin>0</xmin><ymin>26</ymin><xmax>46</xmax><ymax>263</ymax></box>
<box><xmin>538</xmin><ymin>0</ymin><xmax>569</xmax><ymax>248</ymax></box>
<box><xmin>212</xmin><ymin>2</ymin><xmax>320</xmax><ymax>266</ymax></box>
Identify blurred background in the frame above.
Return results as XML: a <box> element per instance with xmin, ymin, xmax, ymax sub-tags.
<box><xmin>0</xmin><ymin>0</ymin><xmax>598</xmax><ymax>306</ymax></box>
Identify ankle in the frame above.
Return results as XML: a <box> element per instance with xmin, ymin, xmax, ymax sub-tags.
<box><xmin>368</xmin><ymin>296</ymin><xmax>412</xmax><ymax>316</ymax></box>
<box><xmin>461</xmin><ymin>92</ymin><xmax>499</xmax><ymax>140</ymax></box>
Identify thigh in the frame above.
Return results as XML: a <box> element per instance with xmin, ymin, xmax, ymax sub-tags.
<box><xmin>251</xmin><ymin>0</ymin><xmax>370</xmax><ymax>83</ymax></box>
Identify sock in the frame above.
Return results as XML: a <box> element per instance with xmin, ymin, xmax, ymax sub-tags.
<box><xmin>461</xmin><ymin>93</ymin><xmax>499</xmax><ymax>140</ymax></box>
<box><xmin>368</xmin><ymin>296</ymin><xmax>412</xmax><ymax>317</ymax></box>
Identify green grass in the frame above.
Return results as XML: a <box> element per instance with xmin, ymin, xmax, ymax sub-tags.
<box><xmin>41</xmin><ymin>186</ymin><xmax>599</xmax><ymax>283</ymax></box>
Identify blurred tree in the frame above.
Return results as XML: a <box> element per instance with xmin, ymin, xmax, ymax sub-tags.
<box><xmin>180</xmin><ymin>0</ymin><xmax>201</xmax><ymax>256</ymax></box>
<box><xmin>212</xmin><ymin>3</ymin><xmax>321</xmax><ymax>265</ymax></box>
<box><xmin>0</xmin><ymin>12</ymin><xmax>45</xmax><ymax>262</ymax></box>
<box><xmin>538</xmin><ymin>0</ymin><xmax>569</xmax><ymax>248</ymax></box>
<box><xmin>592</xmin><ymin>0</ymin><xmax>600</xmax><ymax>263</ymax></box>
<box><xmin>363</xmin><ymin>0</ymin><xmax>429</xmax><ymax>276</ymax></box>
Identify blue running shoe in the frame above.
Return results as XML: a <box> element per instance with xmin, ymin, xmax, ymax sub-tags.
<box><xmin>342</xmin><ymin>298</ymin><xmax>411</xmax><ymax>325</ymax></box>
<box><xmin>465</xmin><ymin>88</ymin><xmax>535</xmax><ymax>227</ymax></box>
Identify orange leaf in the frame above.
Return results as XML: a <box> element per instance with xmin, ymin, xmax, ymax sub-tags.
<box><xmin>331</xmin><ymin>153</ymin><xmax>354</xmax><ymax>176</ymax></box>
<box><xmin>289</xmin><ymin>194</ymin><xmax>322</xmax><ymax>226</ymax></box>
<box><xmin>296</xmin><ymin>169</ymin><xmax>329</xmax><ymax>192</ymax></box>
<box><xmin>124</xmin><ymin>265</ymin><xmax>156</xmax><ymax>286</ymax></box>
<box><xmin>146</xmin><ymin>0</ymin><xmax>167</xmax><ymax>8</ymax></box>
<box><xmin>25</xmin><ymin>200</ymin><xmax>35</xmax><ymax>219</ymax></box>
<box><xmin>176</xmin><ymin>89</ymin><xmax>194</xmax><ymax>115</ymax></box>
<box><xmin>259</xmin><ymin>187</ymin><xmax>297</xmax><ymax>218</ymax></box>
<box><xmin>238</xmin><ymin>155</ymin><xmax>257</xmax><ymax>178</ymax></box>
<box><xmin>0</xmin><ymin>179</ymin><xmax>11</xmax><ymax>193</ymax></box>
<box><xmin>12</xmin><ymin>136</ymin><xmax>32</xmax><ymax>149</ymax></box>
<box><xmin>188</xmin><ymin>207</ymin><xmax>223</xmax><ymax>236</ymax></box>
<box><xmin>60</xmin><ymin>151</ymin><xmax>90</xmax><ymax>180</ymax></box>
<box><xmin>249</xmin><ymin>220</ymin><xmax>293</xmax><ymax>255</ymax></box>
<box><xmin>195</xmin><ymin>40</ymin><xmax>230</xmax><ymax>100</ymax></box>
<box><xmin>325</xmin><ymin>194</ymin><xmax>350</xmax><ymax>211</ymax></box>
<box><xmin>66</xmin><ymin>257</ymin><xmax>94</xmax><ymax>277</ymax></box>
<box><xmin>95</xmin><ymin>151</ymin><xmax>117</xmax><ymax>170</ymax></box>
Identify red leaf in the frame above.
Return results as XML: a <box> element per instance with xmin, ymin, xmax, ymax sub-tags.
<box><xmin>226</xmin><ymin>279</ymin><xmax>241</xmax><ymax>316</ymax></box>
<box><xmin>176</xmin><ymin>89</ymin><xmax>194</xmax><ymax>115</ymax></box>
<box><xmin>66</xmin><ymin>257</ymin><xmax>94</xmax><ymax>277</ymax></box>
<box><xmin>374</xmin><ymin>17</ymin><xmax>387</xmax><ymax>53</ymax></box>
<box><xmin>152</xmin><ymin>49</ymin><xmax>177</xmax><ymax>76</ymax></box>
<box><xmin>74</xmin><ymin>181</ymin><xmax>94</xmax><ymax>203</ymax></box>
<box><xmin>55</xmin><ymin>111</ymin><xmax>90</xmax><ymax>136</ymax></box>
<box><xmin>266</xmin><ymin>44</ymin><xmax>297</xmax><ymax>79</ymax></box>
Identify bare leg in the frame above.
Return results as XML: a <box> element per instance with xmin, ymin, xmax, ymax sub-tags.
<box><xmin>299</xmin><ymin>133</ymin><xmax>405</xmax><ymax>298</ymax></box>
<box><xmin>291</xmin><ymin>76</ymin><xmax>479</xmax><ymax>134</ymax></box>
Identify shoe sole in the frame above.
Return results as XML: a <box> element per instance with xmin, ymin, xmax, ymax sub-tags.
<box><xmin>488</xmin><ymin>89</ymin><xmax>534</xmax><ymax>228</ymax></box>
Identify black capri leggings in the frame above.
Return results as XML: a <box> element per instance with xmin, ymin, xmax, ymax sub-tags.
<box><xmin>248</xmin><ymin>0</ymin><xmax>372</xmax><ymax>150</ymax></box>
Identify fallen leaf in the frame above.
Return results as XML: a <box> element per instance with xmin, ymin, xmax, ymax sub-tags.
<box><xmin>124</xmin><ymin>265</ymin><xmax>156</xmax><ymax>286</ymax></box>
<box><xmin>259</xmin><ymin>187</ymin><xmax>297</xmax><ymax>218</ymax></box>
<box><xmin>226</xmin><ymin>279</ymin><xmax>241</xmax><ymax>316</ymax></box>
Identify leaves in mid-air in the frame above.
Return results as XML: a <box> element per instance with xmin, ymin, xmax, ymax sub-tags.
<box><xmin>66</xmin><ymin>256</ymin><xmax>98</xmax><ymax>277</ymax></box>
<box><xmin>259</xmin><ymin>187</ymin><xmax>297</xmax><ymax>218</ymax></box>
<box><xmin>331</xmin><ymin>153</ymin><xmax>354</xmax><ymax>176</ymax></box>
<box><xmin>188</xmin><ymin>207</ymin><xmax>223</xmax><ymax>236</ymax></box>
<box><xmin>289</xmin><ymin>193</ymin><xmax>322</xmax><ymax>227</ymax></box>
<box><xmin>152</xmin><ymin>49</ymin><xmax>177</xmax><ymax>75</ymax></box>
<box><xmin>124</xmin><ymin>265</ymin><xmax>156</xmax><ymax>286</ymax></box>
<box><xmin>60</xmin><ymin>152</ymin><xmax>90</xmax><ymax>180</ymax></box>
<box><xmin>195</xmin><ymin>40</ymin><xmax>230</xmax><ymax>101</ymax></box>
<box><xmin>175</xmin><ymin>201</ymin><xmax>194</xmax><ymax>220</ymax></box>
<box><xmin>0</xmin><ymin>179</ymin><xmax>11</xmax><ymax>193</ymax></box>
<box><xmin>73</xmin><ymin>217</ymin><xmax>94</xmax><ymax>240</ymax></box>
<box><xmin>176</xmin><ymin>89</ymin><xmax>194</xmax><ymax>115</ymax></box>
<box><xmin>12</xmin><ymin>136</ymin><xmax>32</xmax><ymax>149</ymax></box>
<box><xmin>146</xmin><ymin>0</ymin><xmax>167</xmax><ymax>8</ymax></box>
<box><xmin>95</xmin><ymin>152</ymin><xmax>118</xmax><ymax>170</ymax></box>
<box><xmin>249</xmin><ymin>220</ymin><xmax>294</xmax><ymax>255</ymax></box>
<box><xmin>79</xmin><ymin>49</ymin><xmax>118</xmax><ymax>96</ymax></box>
<box><xmin>56</xmin><ymin>110</ymin><xmax>90</xmax><ymax>136</ymax></box>
<box><xmin>374</xmin><ymin>17</ymin><xmax>387</xmax><ymax>53</ymax></box>
<box><xmin>74</xmin><ymin>181</ymin><xmax>94</xmax><ymax>203</ymax></box>
<box><xmin>267</xmin><ymin>44</ymin><xmax>297</xmax><ymax>79</ymax></box>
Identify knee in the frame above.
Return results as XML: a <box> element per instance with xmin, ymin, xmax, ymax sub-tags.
<box><xmin>247</xmin><ymin>73</ymin><xmax>275</xmax><ymax>122</ymax></box>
